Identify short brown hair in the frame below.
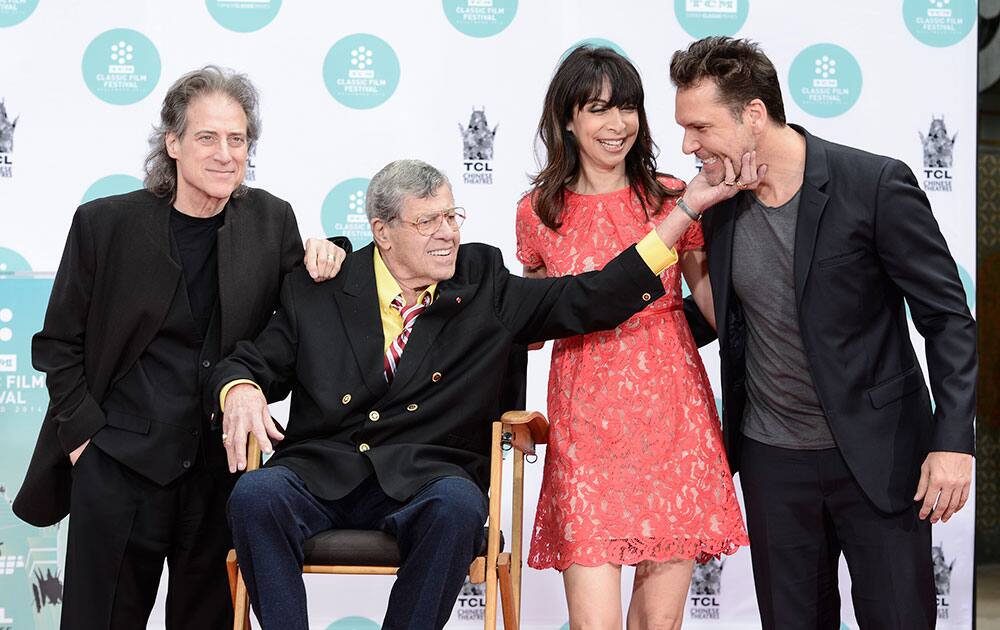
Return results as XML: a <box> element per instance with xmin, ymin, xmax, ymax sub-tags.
<box><xmin>669</xmin><ymin>36</ymin><xmax>786</xmax><ymax>126</ymax></box>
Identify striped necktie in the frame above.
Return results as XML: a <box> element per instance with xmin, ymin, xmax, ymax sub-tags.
<box><xmin>384</xmin><ymin>293</ymin><xmax>431</xmax><ymax>384</ymax></box>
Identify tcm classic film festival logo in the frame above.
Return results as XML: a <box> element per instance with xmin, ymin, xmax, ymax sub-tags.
<box><xmin>687</xmin><ymin>557</ymin><xmax>725</xmax><ymax>620</ymax></box>
<box><xmin>82</xmin><ymin>29</ymin><xmax>161</xmax><ymax>105</ymax></box>
<box><xmin>903</xmin><ymin>0</ymin><xmax>975</xmax><ymax>47</ymax></box>
<box><xmin>0</xmin><ymin>304</ymin><xmax>46</xmax><ymax>413</ymax></box>
<box><xmin>206</xmin><ymin>0</ymin><xmax>282</xmax><ymax>33</ymax></box>
<box><xmin>322</xmin><ymin>178</ymin><xmax>373</xmax><ymax>250</ymax></box>
<box><xmin>675</xmin><ymin>0</ymin><xmax>749</xmax><ymax>38</ymax></box>
<box><xmin>920</xmin><ymin>115</ymin><xmax>956</xmax><ymax>193</ymax></box>
<box><xmin>0</xmin><ymin>0</ymin><xmax>38</xmax><ymax>27</ymax></box>
<box><xmin>324</xmin><ymin>34</ymin><xmax>400</xmax><ymax>110</ymax></box>
<box><xmin>443</xmin><ymin>0</ymin><xmax>517</xmax><ymax>37</ymax></box>
<box><xmin>0</xmin><ymin>99</ymin><xmax>17</xmax><ymax>179</ymax></box>
<box><xmin>459</xmin><ymin>107</ymin><xmax>497</xmax><ymax>185</ymax></box>
<box><xmin>789</xmin><ymin>44</ymin><xmax>862</xmax><ymax>118</ymax></box>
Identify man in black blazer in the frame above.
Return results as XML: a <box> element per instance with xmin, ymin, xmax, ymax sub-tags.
<box><xmin>214</xmin><ymin>158</ymin><xmax>740</xmax><ymax>629</ymax></box>
<box><xmin>13</xmin><ymin>66</ymin><xmax>346</xmax><ymax>629</ymax></box>
<box><xmin>670</xmin><ymin>38</ymin><xmax>976</xmax><ymax>629</ymax></box>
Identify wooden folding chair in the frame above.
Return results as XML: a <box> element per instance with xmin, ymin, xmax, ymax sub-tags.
<box><xmin>226</xmin><ymin>410</ymin><xmax>548</xmax><ymax>630</ymax></box>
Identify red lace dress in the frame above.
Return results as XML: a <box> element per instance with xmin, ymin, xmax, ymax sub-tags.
<box><xmin>516</xmin><ymin>183</ymin><xmax>748</xmax><ymax>570</ymax></box>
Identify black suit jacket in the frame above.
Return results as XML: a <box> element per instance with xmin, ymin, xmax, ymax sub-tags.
<box><xmin>14</xmin><ymin>188</ymin><xmax>318</xmax><ymax>527</ymax></box>
<box><xmin>697</xmin><ymin>125</ymin><xmax>977</xmax><ymax>514</ymax></box>
<box><xmin>212</xmin><ymin>241</ymin><xmax>665</xmax><ymax>502</ymax></box>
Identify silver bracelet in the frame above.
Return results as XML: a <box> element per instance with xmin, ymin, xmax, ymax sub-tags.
<box><xmin>676</xmin><ymin>197</ymin><xmax>702</xmax><ymax>222</ymax></box>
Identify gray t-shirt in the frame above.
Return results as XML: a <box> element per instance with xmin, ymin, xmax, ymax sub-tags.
<box><xmin>731</xmin><ymin>190</ymin><xmax>836</xmax><ymax>450</ymax></box>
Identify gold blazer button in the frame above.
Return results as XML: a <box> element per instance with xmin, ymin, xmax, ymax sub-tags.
<box><xmin>368</xmin><ymin>410</ymin><xmax>380</xmax><ymax>422</ymax></box>
<box><xmin>342</xmin><ymin>394</ymin><xmax>352</xmax><ymax>405</ymax></box>
<box><xmin>359</xmin><ymin>443</ymin><xmax>370</xmax><ymax>452</ymax></box>
<box><xmin>406</xmin><ymin>403</ymin><xmax>418</xmax><ymax>412</ymax></box>
<box><xmin>431</xmin><ymin>372</ymin><xmax>443</xmax><ymax>383</ymax></box>
<box><xmin>642</xmin><ymin>292</ymin><xmax>652</xmax><ymax>302</ymax></box>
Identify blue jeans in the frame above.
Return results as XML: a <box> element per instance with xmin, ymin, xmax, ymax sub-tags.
<box><xmin>227</xmin><ymin>466</ymin><xmax>488</xmax><ymax>630</ymax></box>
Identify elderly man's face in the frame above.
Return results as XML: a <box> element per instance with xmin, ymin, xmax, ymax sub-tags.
<box><xmin>166</xmin><ymin>92</ymin><xmax>248</xmax><ymax>211</ymax></box>
<box><xmin>377</xmin><ymin>185</ymin><xmax>461</xmax><ymax>291</ymax></box>
<box><xmin>675</xmin><ymin>79</ymin><xmax>755</xmax><ymax>185</ymax></box>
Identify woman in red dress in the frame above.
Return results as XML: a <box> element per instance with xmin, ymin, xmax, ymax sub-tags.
<box><xmin>516</xmin><ymin>46</ymin><xmax>748</xmax><ymax>628</ymax></box>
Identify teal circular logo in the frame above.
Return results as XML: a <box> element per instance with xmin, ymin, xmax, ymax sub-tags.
<box><xmin>325</xmin><ymin>617</ymin><xmax>380</xmax><ymax>630</ymax></box>
<box><xmin>321</xmin><ymin>178</ymin><xmax>373</xmax><ymax>250</ymax></box>
<box><xmin>323</xmin><ymin>34</ymin><xmax>400</xmax><ymax>110</ymax></box>
<box><xmin>206</xmin><ymin>0</ymin><xmax>282</xmax><ymax>33</ymax></box>
<box><xmin>788</xmin><ymin>44</ymin><xmax>862</xmax><ymax>118</ymax></box>
<box><xmin>0</xmin><ymin>247</ymin><xmax>31</xmax><ymax>274</ymax></box>
<box><xmin>674</xmin><ymin>0</ymin><xmax>749</xmax><ymax>38</ymax></box>
<box><xmin>443</xmin><ymin>0</ymin><xmax>518</xmax><ymax>37</ymax></box>
<box><xmin>559</xmin><ymin>38</ymin><xmax>628</xmax><ymax>64</ymax></box>
<box><xmin>903</xmin><ymin>0</ymin><xmax>975</xmax><ymax>47</ymax></box>
<box><xmin>82</xmin><ymin>174</ymin><xmax>142</xmax><ymax>204</ymax></box>
<box><xmin>82</xmin><ymin>28</ymin><xmax>161</xmax><ymax>105</ymax></box>
<box><xmin>0</xmin><ymin>0</ymin><xmax>39</xmax><ymax>27</ymax></box>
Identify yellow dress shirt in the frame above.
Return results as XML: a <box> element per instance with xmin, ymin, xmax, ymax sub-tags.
<box><xmin>374</xmin><ymin>247</ymin><xmax>437</xmax><ymax>353</ymax></box>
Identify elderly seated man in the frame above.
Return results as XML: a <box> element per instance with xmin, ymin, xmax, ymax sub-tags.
<box><xmin>215</xmin><ymin>158</ymin><xmax>738</xmax><ymax>629</ymax></box>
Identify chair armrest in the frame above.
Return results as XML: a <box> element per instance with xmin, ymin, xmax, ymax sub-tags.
<box><xmin>500</xmin><ymin>410</ymin><xmax>549</xmax><ymax>455</ymax></box>
<box><xmin>246</xmin><ymin>435</ymin><xmax>263</xmax><ymax>472</ymax></box>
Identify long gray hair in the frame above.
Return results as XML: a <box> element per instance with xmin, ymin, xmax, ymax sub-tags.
<box><xmin>143</xmin><ymin>65</ymin><xmax>261</xmax><ymax>199</ymax></box>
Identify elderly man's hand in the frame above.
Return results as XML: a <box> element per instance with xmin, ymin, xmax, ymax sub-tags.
<box><xmin>222</xmin><ymin>383</ymin><xmax>284</xmax><ymax>473</ymax></box>
<box><xmin>914</xmin><ymin>451</ymin><xmax>973</xmax><ymax>524</ymax></box>
<box><xmin>683</xmin><ymin>151</ymin><xmax>768</xmax><ymax>216</ymax></box>
<box><xmin>304</xmin><ymin>238</ymin><xmax>346</xmax><ymax>282</ymax></box>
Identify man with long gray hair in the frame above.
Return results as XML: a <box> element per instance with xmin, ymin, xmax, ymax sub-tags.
<box><xmin>14</xmin><ymin>65</ymin><xmax>347</xmax><ymax>628</ymax></box>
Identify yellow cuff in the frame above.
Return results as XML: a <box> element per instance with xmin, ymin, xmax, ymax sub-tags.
<box><xmin>636</xmin><ymin>230</ymin><xmax>679</xmax><ymax>274</ymax></box>
<box><xmin>220</xmin><ymin>379</ymin><xmax>261</xmax><ymax>409</ymax></box>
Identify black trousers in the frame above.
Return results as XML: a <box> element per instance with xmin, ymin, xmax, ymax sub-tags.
<box><xmin>739</xmin><ymin>437</ymin><xmax>935</xmax><ymax>630</ymax></box>
<box><xmin>62</xmin><ymin>444</ymin><xmax>235</xmax><ymax>630</ymax></box>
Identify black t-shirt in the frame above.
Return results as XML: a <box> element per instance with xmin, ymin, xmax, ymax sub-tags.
<box><xmin>169</xmin><ymin>207</ymin><xmax>225</xmax><ymax>338</ymax></box>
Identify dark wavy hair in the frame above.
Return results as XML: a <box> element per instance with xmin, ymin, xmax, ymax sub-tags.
<box><xmin>529</xmin><ymin>46</ymin><xmax>681</xmax><ymax>231</ymax></box>
<box><xmin>669</xmin><ymin>36</ymin><xmax>786</xmax><ymax>126</ymax></box>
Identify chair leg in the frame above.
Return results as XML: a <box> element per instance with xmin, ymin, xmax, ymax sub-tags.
<box><xmin>511</xmin><ymin>445</ymin><xmax>525</xmax><ymax>624</ymax></box>
<box><xmin>498</xmin><ymin>564</ymin><xmax>518</xmax><ymax>630</ymax></box>
<box><xmin>233</xmin><ymin>568</ymin><xmax>251</xmax><ymax>630</ymax></box>
<box><xmin>484</xmin><ymin>422</ymin><xmax>504</xmax><ymax>630</ymax></box>
<box><xmin>226</xmin><ymin>550</ymin><xmax>239</xmax><ymax>604</ymax></box>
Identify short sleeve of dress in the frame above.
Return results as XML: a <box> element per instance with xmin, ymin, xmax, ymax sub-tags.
<box><xmin>515</xmin><ymin>194</ymin><xmax>545</xmax><ymax>269</ymax></box>
<box><xmin>678</xmin><ymin>217</ymin><xmax>705</xmax><ymax>252</ymax></box>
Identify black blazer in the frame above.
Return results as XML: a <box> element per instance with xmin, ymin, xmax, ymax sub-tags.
<box><xmin>699</xmin><ymin>125</ymin><xmax>976</xmax><ymax>514</ymax></box>
<box><xmin>211</xmin><ymin>241</ymin><xmax>665</xmax><ymax>503</ymax></box>
<box><xmin>14</xmin><ymin>188</ymin><xmax>313</xmax><ymax>527</ymax></box>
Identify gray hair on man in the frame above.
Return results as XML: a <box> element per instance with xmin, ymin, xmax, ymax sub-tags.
<box><xmin>143</xmin><ymin>65</ymin><xmax>262</xmax><ymax>199</ymax></box>
<box><xmin>366</xmin><ymin>159</ymin><xmax>451</xmax><ymax>223</ymax></box>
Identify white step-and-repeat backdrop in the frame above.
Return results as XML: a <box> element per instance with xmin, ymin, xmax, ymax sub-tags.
<box><xmin>0</xmin><ymin>1</ymin><xmax>977</xmax><ymax>628</ymax></box>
